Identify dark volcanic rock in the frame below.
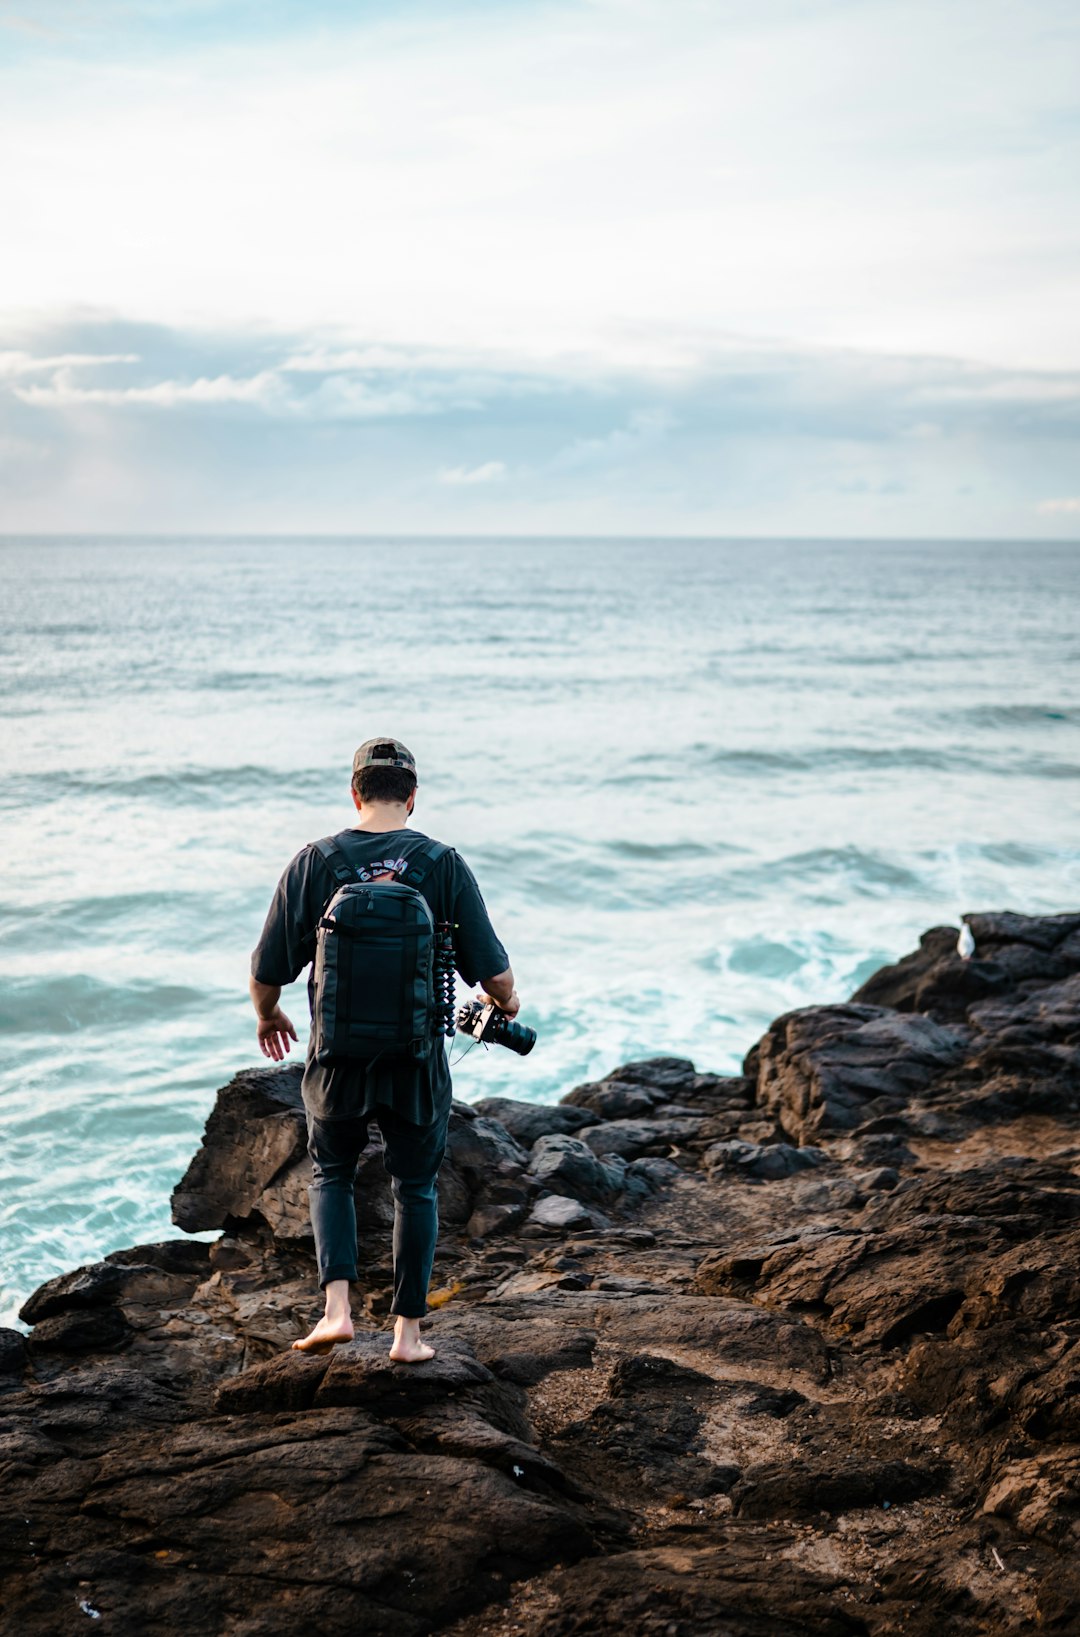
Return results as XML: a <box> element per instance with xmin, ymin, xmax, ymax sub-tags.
<box><xmin>471</xmin><ymin>1096</ymin><xmax>595</xmax><ymax>1145</ymax></box>
<box><xmin>7</xmin><ymin>909</ymin><xmax>1080</xmax><ymax>1637</ymax></box>
<box><xmin>754</xmin><ymin>1002</ymin><xmax>970</xmax><ymax>1144</ymax></box>
<box><xmin>579</xmin><ymin>1115</ymin><xmax>703</xmax><ymax>1159</ymax></box>
<box><xmin>0</xmin><ymin>1325</ymin><xmax>29</xmax><ymax>1382</ymax></box>
<box><xmin>25</xmin><ymin>1305</ymin><xmax>132</xmax><ymax>1354</ymax></box>
<box><xmin>561</xmin><ymin>1056</ymin><xmax>698</xmax><ymax>1120</ymax></box>
<box><xmin>851</xmin><ymin>911</ymin><xmax>1080</xmax><ymax>1025</ymax></box>
<box><xmin>170</xmin><ymin>1076</ymin><xmax>533</xmax><ymax>1248</ymax></box>
<box><xmin>967</xmin><ymin>971</ymin><xmax>1080</xmax><ymax>1063</ymax></box>
<box><xmin>704</xmin><ymin>1137</ymin><xmax>827</xmax><ymax>1180</ymax></box>
<box><xmin>213</xmin><ymin>1344</ymin><xmax>333</xmax><ymax>1412</ymax></box>
<box><xmin>731</xmin><ymin>1453</ymin><xmax>946</xmax><ymax>1519</ymax></box>
<box><xmin>526</xmin><ymin>1194</ymin><xmax>597</xmax><ymax>1232</ymax></box>
<box><xmin>170</xmin><ymin>1064</ymin><xmax>307</xmax><ymax>1230</ymax></box>
<box><xmin>20</xmin><ymin>1244</ymin><xmax>210</xmax><ymax>1324</ymax></box>
<box><xmin>526</xmin><ymin>1133</ymin><xmax>626</xmax><ymax>1203</ymax></box>
<box><xmin>562</xmin><ymin>1078</ymin><xmax>668</xmax><ymax>1121</ymax></box>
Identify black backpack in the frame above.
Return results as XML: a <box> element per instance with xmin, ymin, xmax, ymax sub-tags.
<box><xmin>309</xmin><ymin>835</ymin><xmax>452</xmax><ymax>1066</ymax></box>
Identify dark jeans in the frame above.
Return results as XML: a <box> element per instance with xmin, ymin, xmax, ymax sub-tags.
<box><xmin>305</xmin><ymin>1104</ymin><xmax>449</xmax><ymax>1318</ymax></box>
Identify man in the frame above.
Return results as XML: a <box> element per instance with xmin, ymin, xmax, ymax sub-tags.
<box><xmin>249</xmin><ymin>738</ymin><xmax>518</xmax><ymax>1363</ymax></box>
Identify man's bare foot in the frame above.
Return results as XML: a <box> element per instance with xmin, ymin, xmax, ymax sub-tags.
<box><xmin>291</xmin><ymin>1313</ymin><xmax>355</xmax><ymax>1353</ymax></box>
<box><xmin>389</xmin><ymin>1315</ymin><xmax>434</xmax><ymax>1364</ymax></box>
<box><xmin>292</xmin><ymin>1283</ymin><xmax>354</xmax><ymax>1353</ymax></box>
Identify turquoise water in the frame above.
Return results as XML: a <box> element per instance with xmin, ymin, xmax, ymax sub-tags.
<box><xmin>2</xmin><ymin>536</ymin><xmax>1078</xmax><ymax>1329</ymax></box>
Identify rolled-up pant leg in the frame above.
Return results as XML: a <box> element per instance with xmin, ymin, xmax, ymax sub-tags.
<box><xmin>376</xmin><ymin>1105</ymin><xmax>449</xmax><ymax>1319</ymax></box>
<box><xmin>305</xmin><ymin>1112</ymin><xmax>369</xmax><ymax>1288</ymax></box>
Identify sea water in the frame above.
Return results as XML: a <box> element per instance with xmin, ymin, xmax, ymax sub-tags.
<box><xmin>1</xmin><ymin>536</ymin><xmax>1078</xmax><ymax>1327</ymax></box>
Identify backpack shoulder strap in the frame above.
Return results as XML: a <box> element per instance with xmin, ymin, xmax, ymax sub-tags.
<box><xmin>311</xmin><ymin>835</ymin><xmax>359</xmax><ymax>887</ymax></box>
<box><xmin>400</xmin><ymin>837</ymin><xmax>451</xmax><ymax>886</ymax></box>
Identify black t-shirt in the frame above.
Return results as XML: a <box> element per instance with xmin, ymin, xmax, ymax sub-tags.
<box><xmin>251</xmin><ymin>825</ymin><xmax>509</xmax><ymax>1125</ymax></box>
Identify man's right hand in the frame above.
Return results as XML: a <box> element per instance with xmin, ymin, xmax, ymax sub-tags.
<box><xmin>481</xmin><ymin>987</ymin><xmax>521</xmax><ymax>1018</ymax></box>
<box><xmin>257</xmin><ymin>1009</ymin><xmax>298</xmax><ymax>1062</ymax></box>
<box><xmin>479</xmin><ymin>967</ymin><xmax>520</xmax><ymax>1018</ymax></box>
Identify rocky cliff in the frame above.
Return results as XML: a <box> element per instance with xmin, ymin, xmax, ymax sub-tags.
<box><xmin>3</xmin><ymin>910</ymin><xmax>1080</xmax><ymax>1635</ymax></box>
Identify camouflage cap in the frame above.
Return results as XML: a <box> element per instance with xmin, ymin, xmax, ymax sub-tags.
<box><xmin>352</xmin><ymin>737</ymin><xmax>417</xmax><ymax>776</ymax></box>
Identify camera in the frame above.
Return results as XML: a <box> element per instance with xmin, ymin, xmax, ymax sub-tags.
<box><xmin>456</xmin><ymin>997</ymin><xmax>536</xmax><ymax>1057</ymax></box>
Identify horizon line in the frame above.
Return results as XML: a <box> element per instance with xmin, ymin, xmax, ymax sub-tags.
<box><xmin>0</xmin><ymin>532</ymin><xmax>1077</xmax><ymax>546</ymax></box>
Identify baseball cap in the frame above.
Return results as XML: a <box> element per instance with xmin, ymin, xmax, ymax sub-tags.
<box><xmin>352</xmin><ymin>737</ymin><xmax>417</xmax><ymax>776</ymax></box>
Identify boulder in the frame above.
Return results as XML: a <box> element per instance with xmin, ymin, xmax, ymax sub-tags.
<box><xmin>982</xmin><ymin>1449</ymin><xmax>1080</xmax><ymax>1549</ymax></box>
<box><xmin>0</xmin><ymin>1325</ymin><xmax>29</xmax><ymax>1381</ymax></box>
<box><xmin>527</xmin><ymin>1195</ymin><xmax>594</xmax><ymax>1232</ymax></box>
<box><xmin>471</xmin><ymin>1096</ymin><xmax>595</xmax><ymax>1145</ymax></box>
<box><xmin>561</xmin><ymin>1057</ymin><xmax>698</xmax><ymax>1121</ymax></box>
<box><xmin>850</xmin><ymin>912</ymin><xmax>1080</xmax><ymax>1023</ymax></box>
<box><xmin>20</xmin><ymin>1247</ymin><xmax>210</xmax><ymax>1325</ymax></box>
<box><xmin>750</xmin><ymin>1003</ymin><xmax>969</xmax><ymax>1144</ymax></box>
<box><xmin>579</xmin><ymin>1116</ymin><xmax>703</xmax><ymax>1159</ymax></box>
<box><xmin>170</xmin><ymin>1065</ymin><xmax>306</xmax><ymax>1232</ymax></box>
<box><xmin>561</xmin><ymin>1079</ymin><xmax>665</xmax><ymax>1121</ymax></box>
<box><xmin>704</xmin><ymin>1139</ymin><xmax>826</xmax><ymax>1181</ymax></box>
<box><xmin>170</xmin><ymin>1082</ymin><xmax>532</xmax><ymax>1249</ymax></box>
<box><xmin>526</xmin><ymin>1134</ymin><xmax>626</xmax><ymax>1204</ymax></box>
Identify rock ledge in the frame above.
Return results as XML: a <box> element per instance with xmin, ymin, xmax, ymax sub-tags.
<box><xmin>4</xmin><ymin>910</ymin><xmax>1080</xmax><ymax>1634</ymax></box>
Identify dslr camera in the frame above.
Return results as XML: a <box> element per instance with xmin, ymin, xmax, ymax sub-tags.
<box><xmin>456</xmin><ymin>997</ymin><xmax>536</xmax><ymax>1057</ymax></box>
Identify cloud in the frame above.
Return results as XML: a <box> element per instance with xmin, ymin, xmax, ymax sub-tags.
<box><xmin>901</xmin><ymin>421</ymin><xmax>943</xmax><ymax>439</ymax></box>
<box><xmin>438</xmin><ymin>460</ymin><xmax>507</xmax><ymax>485</ymax></box>
<box><xmin>1037</xmin><ymin>497</ymin><xmax>1080</xmax><ymax>514</ymax></box>
<box><xmin>0</xmin><ymin>432</ymin><xmax>49</xmax><ymax>463</ymax></box>
<box><xmin>10</xmin><ymin>366</ymin><xmax>472</xmax><ymax>419</ymax></box>
<box><xmin>299</xmin><ymin>374</ymin><xmax>483</xmax><ymax>421</ymax></box>
<box><xmin>0</xmin><ymin>350</ymin><xmax>139</xmax><ymax>377</ymax></box>
<box><xmin>13</xmin><ymin>368</ymin><xmax>283</xmax><ymax>410</ymax></box>
<box><xmin>6</xmin><ymin>338</ymin><xmax>565</xmax><ymax>423</ymax></box>
<box><xmin>0</xmin><ymin>14</ymin><xmax>53</xmax><ymax>37</ymax></box>
<box><xmin>1</xmin><ymin>1</ymin><xmax>1079</xmax><ymax>374</ymax></box>
<box><xmin>917</xmin><ymin>375</ymin><xmax>1080</xmax><ymax>407</ymax></box>
<box><xmin>281</xmin><ymin>346</ymin><xmax>459</xmax><ymax>374</ymax></box>
<box><xmin>551</xmin><ymin>407</ymin><xmax>673</xmax><ymax>470</ymax></box>
<box><xmin>2</xmin><ymin>313</ymin><xmax>1080</xmax><ymax>534</ymax></box>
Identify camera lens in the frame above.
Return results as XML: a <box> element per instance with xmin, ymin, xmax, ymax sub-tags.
<box><xmin>489</xmin><ymin>1012</ymin><xmax>537</xmax><ymax>1057</ymax></box>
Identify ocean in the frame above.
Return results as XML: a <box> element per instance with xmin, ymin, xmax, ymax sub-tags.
<box><xmin>1</xmin><ymin>536</ymin><xmax>1077</xmax><ymax>1329</ymax></box>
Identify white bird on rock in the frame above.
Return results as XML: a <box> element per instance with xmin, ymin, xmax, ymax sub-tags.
<box><xmin>957</xmin><ymin>923</ymin><xmax>976</xmax><ymax>959</ymax></box>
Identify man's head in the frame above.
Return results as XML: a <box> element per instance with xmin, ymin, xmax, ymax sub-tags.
<box><xmin>351</xmin><ymin>738</ymin><xmax>417</xmax><ymax>812</ymax></box>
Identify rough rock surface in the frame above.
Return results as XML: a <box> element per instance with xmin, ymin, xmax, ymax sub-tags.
<box><xmin>4</xmin><ymin>911</ymin><xmax>1080</xmax><ymax>1634</ymax></box>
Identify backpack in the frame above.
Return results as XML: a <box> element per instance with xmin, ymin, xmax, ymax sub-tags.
<box><xmin>308</xmin><ymin>835</ymin><xmax>452</xmax><ymax>1067</ymax></box>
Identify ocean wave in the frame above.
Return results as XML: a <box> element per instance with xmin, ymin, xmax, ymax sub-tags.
<box><xmin>0</xmin><ymin>666</ymin><xmax>366</xmax><ymax>702</ymax></box>
<box><xmin>724</xmin><ymin>936</ymin><xmax>808</xmax><ymax>979</ymax></box>
<box><xmin>607</xmin><ymin>746</ymin><xmax>961</xmax><ymax>780</ymax></box>
<box><xmin>1016</xmin><ymin>759</ymin><xmax>1080</xmax><ymax>780</ymax></box>
<box><xmin>194</xmin><ymin>670</ymin><xmax>350</xmax><ymax>693</ymax></box>
<box><xmin>947</xmin><ymin>703</ymin><xmax>1080</xmax><ymax>729</ymax></box>
<box><xmin>974</xmin><ymin>841</ymin><xmax>1067</xmax><ymax>867</ymax></box>
<box><xmin>604</xmin><ymin>838</ymin><xmax>720</xmax><ymax>861</ymax></box>
<box><xmin>0</xmin><ymin>889</ymin><xmax>247</xmax><ymax>953</ymax></box>
<box><xmin>0</xmin><ymin>764</ymin><xmax>337</xmax><ymax>811</ymax></box>
<box><xmin>607</xmin><ymin>741</ymin><xmax>1080</xmax><ymax>780</ymax></box>
<box><xmin>0</xmin><ymin>974</ymin><xmax>206</xmax><ymax>1034</ymax></box>
<box><xmin>15</xmin><ymin>622</ymin><xmax>104</xmax><ymax>639</ymax></box>
<box><xmin>721</xmin><ymin>845</ymin><xmax>928</xmax><ymax>901</ymax></box>
<box><xmin>829</xmin><ymin>647</ymin><xmax>943</xmax><ymax>666</ymax></box>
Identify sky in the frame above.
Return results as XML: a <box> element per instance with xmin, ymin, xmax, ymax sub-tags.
<box><xmin>1</xmin><ymin>0</ymin><xmax>1078</xmax><ymax>536</ymax></box>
